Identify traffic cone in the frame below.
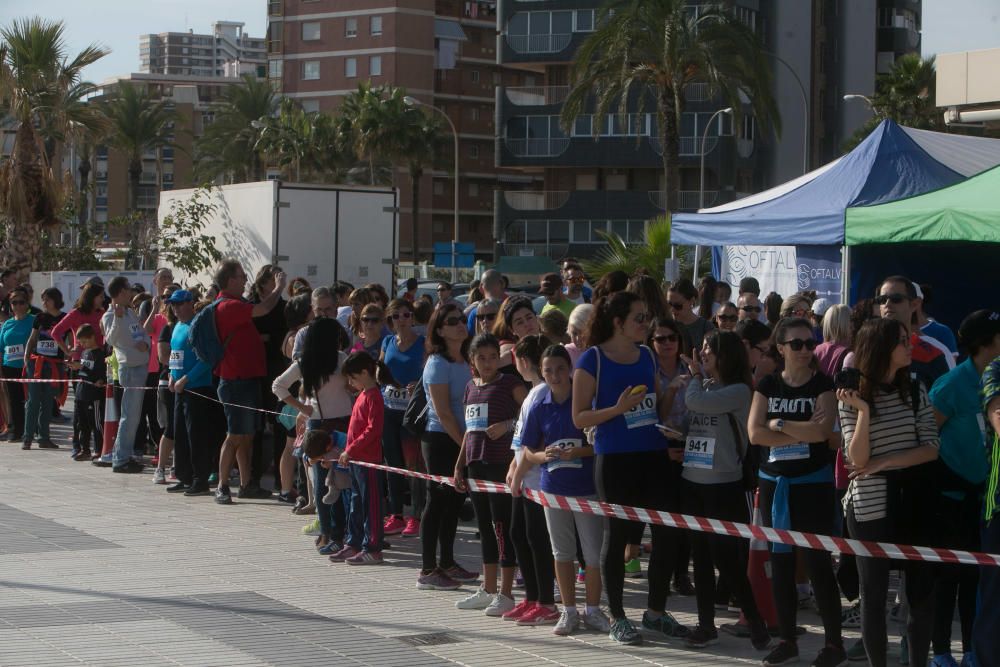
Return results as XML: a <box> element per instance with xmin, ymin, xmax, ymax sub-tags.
<box><xmin>746</xmin><ymin>488</ymin><xmax>778</xmax><ymax>629</ymax></box>
<box><xmin>99</xmin><ymin>381</ymin><xmax>118</xmax><ymax>461</ymax></box>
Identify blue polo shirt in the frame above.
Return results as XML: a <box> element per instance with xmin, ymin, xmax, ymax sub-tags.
<box><xmin>930</xmin><ymin>358</ymin><xmax>990</xmax><ymax>499</ymax></box>
<box><xmin>520</xmin><ymin>385</ymin><xmax>595</xmax><ymax>497</ymax></box>
<box><xmin>169</xmin><ymin>320</ymin><xmax>212</xmax><ymax>389</ymax></box>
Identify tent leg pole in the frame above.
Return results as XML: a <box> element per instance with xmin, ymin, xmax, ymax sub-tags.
<box><xmin>693</xmin><ymin>246</ymin><xmax>700</xmax><ymax>280</ymax></box>
<box><xmin>841</xmin><ymin>245</ymin><xmax>850</xmax><ymax>305</ymax></box>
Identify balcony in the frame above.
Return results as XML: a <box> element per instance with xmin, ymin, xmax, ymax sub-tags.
<box><xmin>504</xmin><ymin>86</ymin><xmax>570</xmax><ymax>106</ymax></box>
<box><xmin>648</xmin><ymin>190</ymin><xmax>719</xmax><ymax>211</ymax></box>
<box><xmin>648</xmin><ymin>135</ymin><xmax>720</xmax><ymax>157</ymax></box>
<box><xmin>497</xmin><ymin>189</ymin><xmax>665</xmax><ymax>227</ymax></box>
<box><xmin>268</xmin><ymin>0</ymin><xmax>282</xmax><ymax>16</ymax></box>
<box><xmin>506</xmin><ymin>33</ymin><xmax>572</xmax><ymax>54</ymax></box>
<box><xmin>503</xmin><ymin>136</ymin><xmax>570</xmax><ymax>158</ymax></box>
<box><xmin>503</xmin><ymin>191</ymin><xmax>570</xmax><ymax>210</ymax></box>
<box><xmin>268</xmin><ymin>39</ymin><xmax>282</xmax><ymax>55</ymax></box>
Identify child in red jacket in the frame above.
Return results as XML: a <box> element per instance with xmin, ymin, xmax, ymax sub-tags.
<box><xmin>332</xmin><ymin>352</ymin><xmax>389</xmax><ymax>565</ymax></box>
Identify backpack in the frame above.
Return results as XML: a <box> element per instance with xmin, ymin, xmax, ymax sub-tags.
<box><xmin>402</xmin><ymin>380</ymin><xmax>429</xmax><ymax>437</ymax></box>
<box><xmin>188</xmin><ymin>298</ymin><xmax>230</xmax><ymax>370</ymax></box>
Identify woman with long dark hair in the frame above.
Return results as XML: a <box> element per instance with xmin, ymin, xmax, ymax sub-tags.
<box><xmin>749</xmin><ymin>317</ymin><xmax>844</xmax><ymax>666</ymax></box>
<box><xmin>668</xmin><ymin>278</ymin><xmax>714</xmax><ymax>351</ymax></box>
<box><xmin>572</xmin><ymin>291</ymin><xmax>687</xmax><ymax>645</ymax></box>
<box><xmin>628</xmin><ymin>274</ymin><xmax>670</xmax><ymax>323</ymax></box>
<box><xmin>679</xmin><ymin>330</ymin><xmax>770</xmax><ymax>650</ymax></box>
<box><xmin>273</xmin><ymin>317</ymin><xmax>353</xmax><ymax>555</ymax></box>
<box><xmin>839</xmin><ymin>318</ymin><xmax>940</xmax><ymax>667</ymax></box>
<box><xmin>417</xmin><ymin>304</ymin><xmax>477</xmax><ymax>591</ymax></box>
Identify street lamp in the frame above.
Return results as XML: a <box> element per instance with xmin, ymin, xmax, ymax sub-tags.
<box><xmin>693</xmin><ymin>107</ymin><xmax>733</xmax><ymax>278</ymax></box>
<box><xmin>843</xmin><ymin>93</ymin><xmax>877</xmax><ymax>115</ymax></box>
<box><xmin>765</xmin><ymin>51</ymin><xmax>809</xmax><ymax>175</ymax></box>
<box><xmin>404</xmin><ymin>95</ymin><xmax>460</xmax><ymax>281</ymax></box>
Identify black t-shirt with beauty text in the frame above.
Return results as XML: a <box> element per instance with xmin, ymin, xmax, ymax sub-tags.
<box><xmin>755</xmin><ymin>371</ymin><xmax>835</xmax><ymax>478</ymax></box>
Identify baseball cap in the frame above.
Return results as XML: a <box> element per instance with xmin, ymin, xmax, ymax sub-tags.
<box><xmin>958</xmin><ymin>309</ymin><xmax>1000</xmax><ymax>349</ymax></box>
<box><xmin>164</xmin><ymin>289</ymin><xmax>195</xmax><ymax>304</ymax></box>
<box><xmin>79</xmin><ymin>276</ymin><xmax>104</xmax><ymax>289</ymax></box>
<box><xmin>811</xmin><ymin>298</ymin><xmax>832</xmax><ymax>317</ymax></box>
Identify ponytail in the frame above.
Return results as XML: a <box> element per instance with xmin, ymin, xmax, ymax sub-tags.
<box><xmin>341</xmin><ymin>351</ymin><xmax>400</xmax><ymax>387</ymax></box>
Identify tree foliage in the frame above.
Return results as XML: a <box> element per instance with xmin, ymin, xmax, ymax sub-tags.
<box><xmin>844</xmin><ymin>54</ymin><xmax>939</xmax><ymax>150</ymax></box>
<box><xmin>194</xmin><ymin>75</ymin><xmax>277</xmax><ymax>183</ymax></box>
<box><xmin>154</xmin><ymin>186</ymin><xmax>224</xmax><ymax>276</ymax></box>
<box><xmin>584</xmin><ymin>216</ymin><xmax>690</xmax><ymax>283</ymax></box>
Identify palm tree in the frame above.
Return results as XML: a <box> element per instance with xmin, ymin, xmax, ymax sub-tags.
<box><xmin>255</xmin><ymin>98</ymin><xmax>349</xmax><ymax>182</ymax></box>
<box><xmin>0</xmin><ymin>17</ymin><xmax>108</xmax><ymax>277</ymax></box>
<box><xmin>844</xmin><ymin>54</ymin><xmax>939</xmax><ymax>150</ymax></box>
<box><xmin>585</xmin><ymin>216</ymin><xmax>689</xmax><ymax>283</ymax></box>
<box><xmin>398</xmin><ymin>106</ymin><xmax>442</xmax><ymax>263</ymax></box>
<box><xmin>561</xmin><ymin>0</ymin><xmax>779</xmax><ymax>212</ymax></box>
<box><xmin>99</xmin><ymin>81</ymin><xmax>178</xmax><ymax>212</ymax></box>
<box><xmin>195</xmin><ymin>75</ymin><xmax>277</xmax><ymax>183</ymax></box>
<box><xmin>338</xmin><ymin>82</ymin><xmax>399</xmax><ymax>185</ymax></box>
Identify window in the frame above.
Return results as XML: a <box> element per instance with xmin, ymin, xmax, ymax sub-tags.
<box><xmin>433</xmin><ymin>180</ymin><xmax>445</xmax><ymax>195</ymax></box>
<box><xmin>303</xmin><ymin>60</ymin><xmax>320</xmax><ymax>80</ymax></box>
<box><xmin>471</xmin><ymin>107</ymin><xmax>480</xmax><ymax>121</ymax></box>
<box><xmin>371</xmin><ymin>15</ymin><xmax>383</xmax><ymax>35</ymax></box>
<box><xmin>471</xmin><ymin>70</ymin><xmax>480</xmax><ymax>83</ymax></box>
<box><xmin>552</xmin><ymin>10</ymin><xmax>573</xmax><ymax>34</ymax></box>
<box><xmin>572</xmin><ymin>115</ymin><xmax>592</xmax><ymax>136</ymax></box>
<box><xmin>740</xmin><ymin>116</ymin><xmax>756</xmax><ymax>142</ymax></box>
<box><xmin>370</xmin><ymin>55</ymin><xmax>382</xmax><ymax>76</ymax></box>
<box><xmin>268</xmin><ymin>59</ymin><xmax>283</xmax><ymax>78</ymax></box>
<box><xmin>575</xmin><ymin>9</ymin><xmax>595</xmax><ymax>32</ymax></box>
<box><xmin>469</xmin><ymin>144</ymin><xmax>480</xmax><ymax>159</ymax></box>
<box><xmin>345</xmin><ymin>57</ymin><xmax>357</xmax><ymax>77</ymax></box>
<box><xmin>301</xmin><ymin>99</ymin><xmax>320</xmax><ymax>113</ymax></box>
<box><xmin>345</xmin><ymin>17</ymin><xmax>358</xmax><ymax>37</ymax></box>
<box><xmin>302</xmin><ymin>22</ymin><xmax>320</xmax><ymax>41</ymax></box>
<box><xmin>468</xmin><ymin>182</ymin><xmax>479</xmax><ymax>197</ymax></box>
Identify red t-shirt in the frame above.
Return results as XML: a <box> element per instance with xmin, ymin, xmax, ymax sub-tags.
<box><xmin>215</xmin><ymin>295</ymin><xmax>266</xmax><ymax>380</ymax></box>
<box><xmin>346</xmin><ymin>387</ymin><xmax>384</xmax><ymax>464</ymax></box>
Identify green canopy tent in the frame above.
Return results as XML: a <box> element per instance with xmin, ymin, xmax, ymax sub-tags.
<box><xmin>845</xmin><ymin>163</ymin><xmax>1000</xmax><ymax>330</ymax></box>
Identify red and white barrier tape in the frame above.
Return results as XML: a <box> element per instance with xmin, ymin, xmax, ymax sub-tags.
<box><xmin>350</xmin><ymin>460</ymin><xmax>1000</xmax><ymax>568</ymax></box>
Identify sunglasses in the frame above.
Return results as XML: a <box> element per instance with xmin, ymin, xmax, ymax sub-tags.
<box><xmin>780</xmin><ymin>338</ymin><xmax>818</xmax><ymax>352</ymax></box>
<box><xmin>361</xmin><ymin>316</ymin><xmax>383</xmax><ymax>324</ymax></box>
<box><xmin>653</xmin><ymin>334</ymin><xmax>679</xmax><ymax>343</ymax></box>
<box><xmin>567</xmin><ymin>276</ymin><xmax>585</xmax><ymax>283</ymax></box>
<box><xmin>443</xmin><ymin>316</ymin><xmax>464</xmax><ymax>327</ymax></box>
<box><xmin>389</xmin><ymin>311</ymin><xmax>413</xmax><ymax>321</ymax></box>
<box><xmin>476</xmin><ymin>312</ymin><xmax>497</xmax><ymax>321</ymax></box>
<box><xmin>875</xmin><ymin>293</ymin><xmax>909</xmax><ymax>306</ymax></box>
<box><xmin>436</xmin><ymin>287</ymin><xmax>449</xmax><ymax>292</ymax></box>
<box><xmin>740</xmin><ymin>305</ymin><xmax>761</xmax><ymax>313</ymax></box>
<box><xmin>717</xmin><ymin>315</ymin><xmax>738</xmax><ymax>323</ymax></box>
<box><xmin>669</xmin><ymin>302</ymin><xmax>686</xmax><ymax>310</ymax></box>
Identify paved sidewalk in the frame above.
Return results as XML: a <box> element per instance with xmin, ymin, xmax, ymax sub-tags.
<box><xmin>0</xmin><ymin>404</ymin><xmax>933</xmax><ymax>666</ymax></box>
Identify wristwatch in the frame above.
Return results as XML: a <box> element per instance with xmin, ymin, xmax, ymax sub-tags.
<box><xmin>773</xmin><ymin>419</ymin><xmax>785</xmax><ymax>432</ymax></box>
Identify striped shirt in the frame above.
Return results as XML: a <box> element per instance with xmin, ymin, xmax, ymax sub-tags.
<box><xmin>840</xmin><ymin>385</ymin><xmax>939</xmax><ymax>522</ymax></box>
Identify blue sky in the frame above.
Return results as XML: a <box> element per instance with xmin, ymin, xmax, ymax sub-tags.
<box><xmin>3</xmin><ymin>0</ymin><xmax>998</xmax><ymax>83</ymax></box>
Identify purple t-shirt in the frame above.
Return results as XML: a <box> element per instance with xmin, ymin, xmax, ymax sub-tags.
<box><xmin>462</xmin><ymin>373</ymin><xmax>520</xmax><ymax>464</ymax></box>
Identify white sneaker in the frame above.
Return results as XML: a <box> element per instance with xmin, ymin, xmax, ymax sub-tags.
<box><xmin>153</xmin><ymin>468</ymin><xmax>166</xmax><ymax>484</ymax></box>
<box><xmin>553</xmin><ymin>609</ymin><xmax>579</xmax><ymax>636</ymax></box>
<box><xmin>582</xmin><ymin>608</ymin><xmax>611</xmax><ymax>633</ymax></box>
<box><xmin>484</xmin><ymin>592</ymin><xmax>516</xmax><ymax>617</ymax></box>
<box><xmin>455</xmin><ymin>586</ymin><xmax>494</xmax><ymax>610</ymax></box>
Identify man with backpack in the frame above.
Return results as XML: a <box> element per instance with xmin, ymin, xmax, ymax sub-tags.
<box><xmin>209</xmin><ymin>259</ymin><xmax>286</xmax><ymax>504</ymax></box>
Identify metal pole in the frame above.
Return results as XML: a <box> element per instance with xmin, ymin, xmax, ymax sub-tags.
<box><xmin>696</xmin><ymin>107</ymin><xmax>732</xmax><ymax>279</ymax></box>
<box><xmin>764</xmin><ymin>51</ymin><xmax>809</xmax><ymax>174</ymax></box>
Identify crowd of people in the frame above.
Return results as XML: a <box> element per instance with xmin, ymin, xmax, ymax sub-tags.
<box><xmin>1</xmin><ymin>260</ymin><xmax>998</xmax><ymax>667</ymax></box>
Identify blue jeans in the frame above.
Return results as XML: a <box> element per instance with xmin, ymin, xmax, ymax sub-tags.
<box><xmin>347</xmin><ymin>464</ymin><xmax>384</xmax><ymax>552</ymax></box>
<box><xmin>312</xmin><ymin>462</ymin><xmax>347</xmax><ymax>542</ymax></box>
<box><xmin>24</xmin><ymin>358</ymin><xmax>56</xmax><ymax>442</ymax></box>
<box><xmin>113</xmin><ymin>364</ymin><xmax>148</xmax><ymax>467</ymax></box>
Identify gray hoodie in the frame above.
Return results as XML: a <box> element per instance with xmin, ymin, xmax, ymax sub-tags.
<box><xmin>101</xmin><ymin>307</ymin><xmax>150</xmax><ymax>368</ymax></box>
<box><xmin>681</xmin><ymin>378</ymin><xmax>751</xmax><ymax>485</ymax></box>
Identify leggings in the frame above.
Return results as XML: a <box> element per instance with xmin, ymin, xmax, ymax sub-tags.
<box><xmin>595</xmin><ymin>449</ymin><xmax>676</xmax><ymax>619</ymax></box>
<box><xmin>383</xmin><ymin>407</ymin><xmax>425</xmax><ymax>517</ymax></box>
<box><xmin>932</xmin><ymin>495</ymin><xmax>979</xmax><ymax>656</ymax></box>
<box><xmin>682</xmin><ymin>479</ymin><xmax>762</xmax><ymax>629</ymax></box>
<box><xmin>758</xmin><ymin>478</ymin><xmax>843</xmax><ymax>645</ymax></box>
<box><xmin>848</xmin><ymin>509</ymin><xmax>935</xmax><ymax>667</ymax></box>
<box><xmin>467</xmin><ymin>460</ymin><xmax>516</xmax><ymax>568</ymax></box>
<box><xmin>511</xmin><ymin>494</ymin><xmax>555</xmax><ymax>604</ymax></box>
<box><xmin>420</xmin><ymin>430</ymin><xmax>466</xmax><ymax>572</ymax></box>
<box><xmin>1</xmin><ymin>365</ymin><xmax>25</xmax><ymax>438</ymax></box>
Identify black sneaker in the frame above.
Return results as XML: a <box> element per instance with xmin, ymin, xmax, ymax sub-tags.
<box><xmin>21</xmin><ymin>441</ymin><xmax>31</xmax><ymax>450</ymax></box>
<box><xmin>184</xmin><ymin>484</ymin><xmax>212</xmax><ymax>497</ymax></box>
<box><xmin>276</xmin><ymin>491</ymin><xmax>296</xmax><ymax>504</ymax></box>
<box><xmin>750</xmin><ymin>618</ymin><xmax>772</xmax><ymax>651</ymax></box>
<box><xmin>811</xmin><ymin>642</ymin><xmax>847</xmax><ymax>667</ymax></box>
<box><xmin>215</xmin><ymin>487</ymin><xmax>233</xmax><ymax>505</ymax></box>
<box><xmin>166</xmin><ymin>482</ymin><xmax>190</xmax><ymax>493</ymax></box>
<box><xmin>641</xmin><ymin>611</ymin><xmax>690</xmax><ymax>639</ymax></box>
<box><xmin>112</xmin><ymin>460</ymin><xmax>144</xmax><ymax>474</ymax></box>
<box><xmin>763</xmin><ymin>641</ymin><xmax>800</xmax><ymax>666</ymax></box>
<box><xmin>37</xmin><ymin>439</ymin><xmax>58</xmax><ymax>449</ymax></box>
<box><xmin>237</xmin><ymin>483</ymin><xmax>272</xmax><ymax>499</ymax></box>
<box><xmin>673</xmin><ymin>574</ymin><xmax>696</xmax><ymax>596</ymax></box>
<box><xmin>685</xmin><ymin>625</ymin><xmax>719</xmax><ymax>649</ymax></box>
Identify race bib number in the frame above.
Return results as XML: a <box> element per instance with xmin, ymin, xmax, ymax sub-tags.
<box><xmin>768</xmin><ymin>442</ymin><xmax>810</xmax><ymax>463</ymax></box>
<box><xmin>129</xmin><ymin>323</ymin><xmax>145</xmax><ymax>342</ymax></box>
<box><xmin>624</xmin><ymin>393</ymin><xmax>657</xmax><ymax>430</ymax></box>
<box><xmin>168</xmin><ymin>350</ymin><xmax>184</xmax><ymax>371</ymax></box>
<box><xmin>511</xmin><ymin>418</ymin><xmax>524</xmax><ymax>450</ymax></box>
<box><xmin>81</xmin><ymin>358</ymin><xmax>94</xmax><ymax>370</ymax></box>
<box><xmin>465</xmin><ymin>403</ymin><xmax>489</xmax><ymax>431</ymax></box>
<box><xmin>158</xmin><ymin>379</ymin><xmax>169</xmax><ymax>389</ymax></box>
<box><xmin>4</xmin><ymin>344</ymin><xmax>24</xmax><ymax>358</ymax></box>
<box><xmin>36</xmin><ymin>339</ymin><xmax>58</xmax><ymax>356</ymax></box>
<box><xmin>545</xmin><ymin>438</ymin><xmax>583</xmax><ymax>473</ymax></box>
<box><xmin>382</xmin><ymin>385</ymin><xmax>410</xmax><ymax>411</ymax></box>
<box><xmin>683</xmin><ymin>436</ymin><xmax>716</xmax><ymax>469</ymax></box>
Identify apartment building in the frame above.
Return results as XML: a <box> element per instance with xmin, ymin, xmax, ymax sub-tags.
<box><xmin>140</xmin><ymin>21</ymin><xmax>267</xmax><ymax>78</ymax></box>
<box><xmin>266</xmin><ymin>0</ymin><xmax>539</xmax><ymax>262</ymax></box>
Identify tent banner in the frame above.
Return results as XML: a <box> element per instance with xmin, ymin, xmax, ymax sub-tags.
<box><xmin>713</xmin><ymin>245</ymin><xmax>842</xmax><ymax>303</ymax></box>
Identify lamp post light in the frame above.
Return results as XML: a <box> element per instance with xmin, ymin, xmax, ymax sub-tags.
<box><xmin>404</xmin><ymin>95</ymin><xmax>459</xmax><ymax>281</ymax></box>
<box><xmin>765</xmin><ymin>50</ymin><xmax>809</xmax><ymax>175</ymax></box>
<box><xmin>844</xmin><ymin>93</ymin><xmax>877</xmax><ymax>115</ymax></box>
<box><xmin>693</xmin><ymin>107</ymin><xmax>733</xmax><ymax>277</ymax></box>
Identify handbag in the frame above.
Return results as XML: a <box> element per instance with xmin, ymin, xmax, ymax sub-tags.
<box><xmin>403</xmin><ymin>380</ymin><xmax>429</xmax><ymax>437</ymax></box>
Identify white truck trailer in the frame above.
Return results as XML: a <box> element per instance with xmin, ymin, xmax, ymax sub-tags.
<box><xmin>157</xmin><ymin>181</ymin><xmax>399</xmax><ymax>290</ymax></box>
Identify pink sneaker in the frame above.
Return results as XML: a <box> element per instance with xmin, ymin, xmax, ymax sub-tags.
<box><xmin>383</xmin><ymin>515</ymin><xmax>406</xmax><ymax>535</ymax></box>
<box><xmin>328</xmin><ymin>545</ymin><xmax>359</xmax><ymax>562</ymax></box>
<box><xmin>502</xmin><ymin>600</ymin><xmax>536</xmax><ymax>622</ymax></box>
<box><xmin>401</xmin><ymin>517</ymin><xmax>420</xmax><ymax>537</ymax></box>
<box><xmin>516</xmin><ymin>604</ymin><xmax>560</xmax><ymax>626</ymax></box>
<box><xmin>345</xmin><ymin>551</ymin><xmax>384</xmax><ymax>566</ymax></box>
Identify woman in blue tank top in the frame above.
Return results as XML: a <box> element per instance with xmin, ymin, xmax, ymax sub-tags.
<box><xmin>572</xmin><ymin>290</ymin><xmax>688</xmax><ymax>646</ymax></box>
